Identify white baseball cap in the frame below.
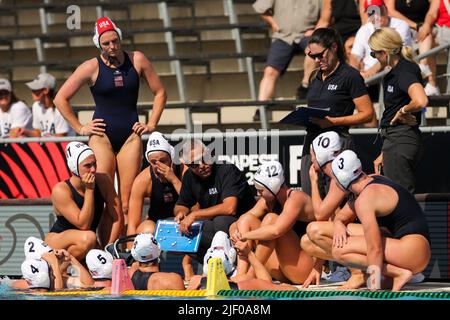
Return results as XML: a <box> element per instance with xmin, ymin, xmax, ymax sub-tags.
<box><xmin>0</xmin><ymin>78</ymin><xmax>12</xmax><ymax>92</ymax></box>
<box><xmin>131</xmin><ymin>233</ymin><xmax>161</xmax><ymax>263</ymax></box>
<box><xmin>92</xmin><ymin>17</ymin><xmax>123</xmax><ymax>49</ymax></box>
<box><xmin>145</xmin><ymin>131</ymin><xmax>175</xmax><ymax>163</ymax></box>
<box><xmin>253</xmin><ymin>160</ymin><xmax>285</xmax><ymax>196</ymax></box>
<box><xmin>331</xmin><ymin>150</ymin><xmax>363</xmax><ymax>190</ymax></box>
<box><xmin>203</xmin><ymin>231</ymin><xmax>237</xmax><ymax>276</ymax></box>
<box><xmin>21</xmin><ymin>259</ymin><xmax>50</xmax><ymax>289</ymax></box>
<box><xmin>66</xmin><ymin>141</ymin><xmax>95</xmax><ymax>176</ymax></box>
<box><xmin>24</xmin><ymin>236</ymin><xmax>53</xmax><ymax>260</ymax></box>
<box><xmin>311</xmin><ymin>131</ymin><xmax>342</xmax><ymax>168</ymax></box>
<box><xmin>86</xmin><ymin>249</ymin><xmax>114</xmax><ymax>279</ymax></box>
<box><xmin>25</xmin><ymin>73</ymin><xmax>56</xmax><ymax>91</ymax></box>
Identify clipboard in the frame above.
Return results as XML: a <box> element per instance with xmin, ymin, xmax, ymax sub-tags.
<box><xmin>154</xmin><ymin>219</ymin><xmax>204</xmax><ymax>253</ymax></box>
<box><xmin>279</xmin><ymin>106</ymin><xmax>330</xmax><ymax>126</ymax></box>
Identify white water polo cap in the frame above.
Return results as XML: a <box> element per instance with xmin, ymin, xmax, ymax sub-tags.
<box><xmin>66</xmin><ymin>141</ymin><xmax>94</xmax><ymax>176</ymax></box>
<box><xmin>253</xmin><ymin>161</ymin><xmax>285</xmax><ymax>196</ymax></box>
<box><xmin>93</xmin><ymin>17</ymin><xmax>122</xmax><ymax>49</ymax></box>
<box><xmin>145</xmin><ymin>131</ymin><xmax>175</xmax><ymax>163</ymax></box>
<box><xmin>86</xmin><ymin>249</ymin><xmax>114</xmax><ymax>279</ymax></box>
<box><xmin>131</xmin><ymin>233</ymin><xmax>161</xmax><ymax>263</ymax></box>
<box><xmin>21</xmin><ymin>259</ymin><xmax>50</xmax><ymax>289</ymax></box>
<box><xmin>203</xmin><ymin>231</ymin><xmax>237</xmax><ymax>276</ymax></box>
<box><xmin>331</xmin><ymin>150</ymin><xmax>363</xmax><ymax>190</ymax></box>
<box><xmin>24</xmin><ymin>236</ymin><xmax>53</xmax><ymax>260</ymax></box>
<box><xmin>311</xmin><ymin>131</ymin><xmax>342</xmax><ymax>168</ymax></box>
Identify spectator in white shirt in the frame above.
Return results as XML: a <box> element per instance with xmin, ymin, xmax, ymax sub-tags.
<box><xmin>350</xmin><ymin>2</ymin><xmax>412</xmax><ymax>79</ymax></box>
<box><xmin>23</xmin><ymin>73</ymin><xmax>74</xmax><ymax>137</ymax></box>
<box><xmin>0</xmin><ymin>78</ymin><xmax>32</xmax><ymax>138</ymax></box>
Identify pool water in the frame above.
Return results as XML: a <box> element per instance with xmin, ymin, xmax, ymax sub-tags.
<box><xmin>1</xmin><ymin>284</ymin><xmax>449</xmax><ymax>300</ymax></box>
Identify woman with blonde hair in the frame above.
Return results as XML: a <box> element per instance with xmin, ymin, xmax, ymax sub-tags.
<box><xmin>369</xmin><ymin>27</ymin><xmax>428</xmax><ymax>193</ymax></box>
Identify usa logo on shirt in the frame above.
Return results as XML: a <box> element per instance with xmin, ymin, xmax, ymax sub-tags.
<box><xmin>328</xmin><ymin>84</ymin><xmax>338</xmax><ymax>91</ymax></box>
<box><xmin>208</xmin><ymin>187</ymin><xmax>218</xmax><ymax>195</ymax></box>
<box><xmin>387</xmin><ymin>85</ymin><xmax>394</xmax><ymax>93</ymax></box>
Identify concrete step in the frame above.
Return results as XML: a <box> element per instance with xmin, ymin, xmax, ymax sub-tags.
<box><xmin>4</xmin><ymin>0</ymin><xmax>258</xmax><ymax>23</ymax></box>
<box><xmin>1</xmin><ymin>38</ymin><xmax>277</xmax><ymax>80</ymax></box>
<box><xmin>1</xmin><ymin>13</ymin><xmax>261</xmax><ymax>36</ymax></box>
<box><xmin>1</xmin><ymin>2</ymin><xmax>260</xmax><ymax>33</ymax></box>
<box><xmin>76</xmin><ymin>104</ymin><xmax>294</xmax><ymax>127</ymax></box>
<box><xmin>11</xmin><ymin>68</ymin><xmax>300</xmax><ymax>105</ymax></box>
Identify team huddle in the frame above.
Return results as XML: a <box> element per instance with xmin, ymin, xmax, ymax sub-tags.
<box><xmin>3</xmin><ymin>4</ymin><xmax>436</xmax><ymax>292</ymax></box>
<box><xmin>12</xmin><ymin>130</ymin><xmax>430</xmax><ymax>292</ymax></box>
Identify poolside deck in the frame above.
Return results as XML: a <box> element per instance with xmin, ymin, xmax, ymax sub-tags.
<box><xmin>301</xmin><ymin>281</ymin><xmax>450</xmax><ymax>292</ymax></box>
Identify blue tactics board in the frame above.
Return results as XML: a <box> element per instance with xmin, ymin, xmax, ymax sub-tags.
<box><xmin>154</xmin><ymin>220</ymin><xmax>204</xmax><ymax>253</ymax></box>
<box><xmin>279</xmin><ymin>106</ymin><xmax>330</xmax><ymax>127</ymax></box>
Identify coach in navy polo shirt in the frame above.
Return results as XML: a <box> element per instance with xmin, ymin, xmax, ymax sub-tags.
<box><xmin>174</xmin><ymin>139</ymin><xmax>256</xmax><ymax>262</ymax></box>
<box><xmin>301</xmin><ymin>28</ymin><xmax>375</xmax><ymax>196</ymax></box>
<box><xmin>369</xmin><ymin>28</ymin><xmax>428</xmax><ymax>193</ymax></box>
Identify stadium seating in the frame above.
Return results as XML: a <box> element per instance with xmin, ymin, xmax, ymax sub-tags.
<box><xmin>0</xmin><ymin>0</ymin><xmax>448</xmax><ymax>130</ymax></box>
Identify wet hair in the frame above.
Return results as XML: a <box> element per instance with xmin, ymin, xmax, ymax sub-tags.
<box><xmin>308</xmin><ymin>28</ymin><xmax>346</xmax><ymax>63</ymax></box>
<box><xmin>369</xmin><ymin>27</ymin><xmax>416</xmax><ymax>64</ymax></box>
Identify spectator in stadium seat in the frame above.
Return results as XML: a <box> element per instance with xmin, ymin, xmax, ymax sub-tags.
<box><xmin>252</xmin><ymin>0</ymin><xmax>322</xmax><ymax>116</ymax></box>
<box><xmin>330</xmin><ymin>150</ymin><xmax>430</xmax><ymax>291</ymax></box>
<box><xmin>369</xmin><ymin>27</ymin><xmax>428</xmax><ymax>193</ymax></box>
<box><xmin>174</xmin><ymin>139</ymin><xmax>256</xmax><ymax>264</ymax></box>
<box><xmin>0</xmin><ymin>78</ymin><xmax>32</xmax><ymax>138</ymax></box>
<box><xmin>315</xmin><ymin>0</ymin><xmax>365</xmax><ymax>61</ymax></box>
<box><xmin>385</xmin><ymin>0</ymin><xmax>440</xmax><ymax>96</ymax></box>
<box><xmin>21</xmin><ymin>73</ymin><xmax>75</xmax><ymax>137</ymax></box>
<box><xmin>350</xmin><ymin>1</ymin><xmax>413</xmax><ymax>103</ymax></box>
<box><xmin>301</xmin><ymin>27</ymin><xmax>374</xmax><ymax>196</ymax></box>
<box><xmin>230</xmin><ymin>161</ymin><xmax>316</xmax><ymax>285</ymax></box>
<box><xmin>416</xmin><ymin>0</ymin><xmax>450</xmax><ymax>93</ymax></box>
<box><xmin>45</xmin><ymin>141</ymin><xmax>122</xmax><ymax>260</ymax></box>
<box><xmin>54</xmin><ymin>17</ymin><xmax>166</xmax><ymax>233</ymax></box>
<box><xmin>126</xmin><ymin>131</ymin><xmax>194</xmax><ymax>280</ymax></box>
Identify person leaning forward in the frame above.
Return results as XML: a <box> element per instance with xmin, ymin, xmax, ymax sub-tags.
<box><xmin>174</xmin><ymin>139</ymin><xmax>256</xmax><ymax>262</ymax></box>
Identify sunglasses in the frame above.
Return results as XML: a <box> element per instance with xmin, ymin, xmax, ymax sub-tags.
<box><xmin>186</xmin><ymin>162</ymin><xmax>201</xmax><ymax>169</ymax></box>
<box><xmin>186</xmin><ymin>158</ymin><xmax>209</xmax><ymax>169</ymax></box>
<box><xmin>370</xmin><ymin>50</ymin><xmax>383</xmax><ymax>59</ymax></box>
<box><xmin>307</xmin><ymin>47</ymin><xmax>328</xmax><ymax>60</ymax></box>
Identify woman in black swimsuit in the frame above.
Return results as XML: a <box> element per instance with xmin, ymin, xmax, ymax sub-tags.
<box><xmin>330</xmin><ymin>150</ymin><xmax>431</xmax><ymax>291</ymax></box>
<box><xmin>45</xmin><ymin>141</ymin><xmax>122</xmax><ymax>260</ymax></box>
<box><xmin>55</xmin><ymin>17</ymin><xmax>166</xmax><ymax>232</ymax></box>
<box><xmin>230</xmin><ymin>161</ymin><xmax>316</xmax><ymax>285</ymax></box>
<box><xmin>129</xmin><ymin>233</ymin><xmax>185</xmax><ymax>290</ymax></box>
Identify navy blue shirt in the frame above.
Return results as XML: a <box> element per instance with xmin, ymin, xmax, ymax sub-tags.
<box><xmin>381</xmin><ymin>58</ymin><xmax>423</xmax><ymax>128</ymax></box>
<box><xmin>176</xmin><ymin>163</ymin><xmax>256</xmax><ymax>217</ymax></box>
<box><xmin>304</xmin><ymin>62</ymin><xmax>367</xmax><ymax>154</ymax></box>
